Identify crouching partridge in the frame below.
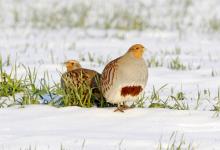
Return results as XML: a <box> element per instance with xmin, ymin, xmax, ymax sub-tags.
<box><xmin>61</xmin><ymin>60</ymin><xmax>101</xmax><ymax>101</ymax></box>
<box><xmin>101</xmin><ymin>44</ymin><xmax>148</xmax><ymax>112</ymax></box>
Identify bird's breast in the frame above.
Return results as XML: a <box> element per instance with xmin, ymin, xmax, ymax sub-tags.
<box><xmin>118</xmin><ymin>58</ymin><xmax>147</xmax><ymax>82</ymax></box>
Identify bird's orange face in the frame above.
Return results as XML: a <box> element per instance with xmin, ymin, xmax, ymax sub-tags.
<box><xmin>128</xmin><ymin>44</ymin><xmax>145</xmax><ymax>59</ymax></box>
<box><xmin>64</xmin><ymin>60</ymin><xmax>81</xmax><ymax>72</ymax></box>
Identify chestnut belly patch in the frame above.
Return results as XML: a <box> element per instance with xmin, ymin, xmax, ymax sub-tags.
<box><xmin>121</xmin><ymin>86</ymin><xmax>143</xmax><ymax>97</ymax></box>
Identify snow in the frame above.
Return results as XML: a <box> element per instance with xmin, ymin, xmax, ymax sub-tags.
<box><xmin>0</xmin><ymin>105</ymin><xmax>220</xmax><ymax>150</ymax></box>
<box><xmin>0</xmin><ymin>0</ymin><xmax>220</xmax><ymax>149</ymax></box>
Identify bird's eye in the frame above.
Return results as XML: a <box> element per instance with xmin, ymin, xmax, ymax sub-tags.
<box><xmin>136</xmin><ymin>47</ymin><xmax>139</xmax><ymax>50</ymax></box>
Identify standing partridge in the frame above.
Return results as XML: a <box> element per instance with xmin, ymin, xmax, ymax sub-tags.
<box><xmin>101</xmin><ymin>44</ymin><xmax>148</xmax><ymax>112</ymax></box>
<box><xmin>61</xmin><ymin>59</ymin><xmax>102</xmax><ymax>104</ymax></box>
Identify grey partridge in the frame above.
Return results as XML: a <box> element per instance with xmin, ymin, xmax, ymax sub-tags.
<box><xmin>61</xmin><ymin>59</ymin><xmax>102</xmax><ymax>105</ymax></box>
<box><xmin>100</xmin><ymin>44</ymin><xmax>148</xmax><ymax>112</ymax></box>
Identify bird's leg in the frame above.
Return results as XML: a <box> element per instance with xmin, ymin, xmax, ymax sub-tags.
<box><xmin>122</xmin><ymin>102</ymin><xmax>129</xmax><ymax>110</ymax></box>
<box><xmin>114</xmin><ymin>102</ymin><xmax>130</xmax><ymax>112</ymax></box>
<box><xmin>114</xmin><ymin>103</ymin><xmax>124</xmax><ymax>112</ymax></box>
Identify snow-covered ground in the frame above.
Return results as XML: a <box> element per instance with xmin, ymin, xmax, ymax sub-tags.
<box><xmin>1</xmin><ymin>0</ymin><xmax>220</xmax><ymax>149</ymax></box>
<box><xmin>0</xmin><ymin>105</ymin><xmax>220</xmax><ymax>150</ymax></box>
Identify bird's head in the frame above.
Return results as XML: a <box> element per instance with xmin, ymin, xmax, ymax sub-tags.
<box><xmin>127</xmin><ymin>44</ymin><xmax>145</xmax><ymax>59</ymax></box>
<box><xmin>64</xmin><ymin>60</ymin><xmax>82</xmax><ymax>72</ymax></box>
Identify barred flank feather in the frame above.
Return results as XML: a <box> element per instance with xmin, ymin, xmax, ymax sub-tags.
<box><xmin>101</xmin><ymin>57</ymin><xmax>120</xmax><ymax>94</ymax></box>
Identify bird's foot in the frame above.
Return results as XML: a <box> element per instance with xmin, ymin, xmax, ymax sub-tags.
<box><xmin>114</xmin><ymin>106</ymin><xmax>125</xmax><ymax>112</ymax></box>
<box><xmin>122</xmin><ymin>104</ymin><xmax>129</xmax><ymax>109</ymax></box>
<box><xmin>114</xmin><ymin>104</ymin><xmax>130</xmax><ymax>112</ymax></box>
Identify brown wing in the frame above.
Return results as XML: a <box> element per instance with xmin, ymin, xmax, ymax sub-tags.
<box><xmin>61</xmin><ymin>70</ymin><xmax>78</xmax><ymax>90</ymax></box>
<box><xmin>101</xmin><ymin>57</ymin><xmax>121</xmax><ymax>94</ymax></box>
<box><xmin>61</xmin><ymin>68</ymin><xmax>100</xmax><ymax>90</ymax></box>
